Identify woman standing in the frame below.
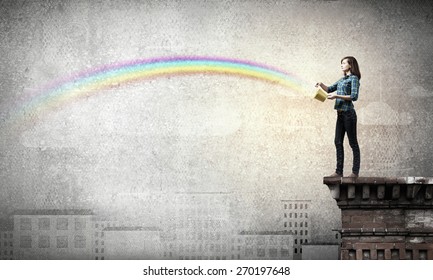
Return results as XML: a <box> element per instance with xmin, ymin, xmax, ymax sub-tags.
<box><xmin>316</xmin><ymin>56</ymin><xmax>361</xmax><ymax>178</ymax></box>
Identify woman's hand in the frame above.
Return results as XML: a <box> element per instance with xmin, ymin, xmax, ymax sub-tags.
<box><xmin>327</xmin><ymin>93</ymin><xmax>337</xmax><ymax>100</ymax></box>
<box><xmin>316</xmin><ymin>82</ymin><xmax>329</xmax><ymax>93</ymax></box>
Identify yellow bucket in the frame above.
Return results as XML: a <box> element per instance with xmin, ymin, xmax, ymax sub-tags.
<box><xmin>314</xmin><ymin>87</ymin><xmax>328</xmax><ymax>102</ymax></box>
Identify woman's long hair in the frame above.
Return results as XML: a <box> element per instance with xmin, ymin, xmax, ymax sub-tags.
<box><xmin>341</xmin><ymin>56</ymin><xmax>361</xmax><ymax>80</ymax></box>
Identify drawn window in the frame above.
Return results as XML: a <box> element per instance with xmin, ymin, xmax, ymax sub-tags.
<box><xmin>20</xmin><ymin>218</ymin><xmax>32</xmax><ymax>231</ymax></box>
<box><xmin>20</xmin><ymin>236</ymin><xmax>32</xmax><ymax>248</ymax></box>
<box><xmin>257</xmin><ymin>248</ymin><xmax>266</xmax><ymax>257</ymax></box>
<box><xmin>74</xmin><ymin>235</ymin><xmax>86</xmax><ymax>248</ymax></box>
<box><xmin>38</xmin><ymin>236</ymin><xmax>50</xmax><ymax>248</ymax></box>
<box><xmin>39</xmin><ymin>218</ymin><xmax>50</xmax><ymax>230</ymax></box>
<box><xmin>75</xmin><ymin>218</ymin><xmax>86</xmax><ymax>230</ymax></box>
<box><xmin>269</xmin><ymin>248</ymin><xmax>278</xmax><ymax>258</ymax></box>
<box><xmin>57</xmin><ymin>236</ymin><xmax>68</xmax><ymax>248</ymax></box>
<box><xmin>57</xmin><ymin>218</ymin><xmax>68</xmax><ymax>230</ymax></box>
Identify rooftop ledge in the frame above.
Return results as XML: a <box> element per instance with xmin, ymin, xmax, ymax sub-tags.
<box><xmin>322</xmin><ymin>177</ymin><xmax>433</xmax><ymax>208</ymax></box>
<box><xmin>323</xmin><ymin>176</ymin><xmax>433</xmax><ymax>186</ymax></box>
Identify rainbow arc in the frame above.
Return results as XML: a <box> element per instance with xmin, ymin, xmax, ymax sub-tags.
<box><xmin>10</xmin><ymin>56</ymin><xmax>310</xmax><ymax>125</ymax></box>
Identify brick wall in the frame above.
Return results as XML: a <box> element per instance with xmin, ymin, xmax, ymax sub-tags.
<box><xmin>324</xmin><ymin>177</ymin><xmax>433</xmax><ymax>260</ymax></box>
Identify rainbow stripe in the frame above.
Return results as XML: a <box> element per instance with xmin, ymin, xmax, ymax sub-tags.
<box><xmin>11</xmin><ymin>56</ymin><xmax>310</xmax><ymax>124</ymax></box>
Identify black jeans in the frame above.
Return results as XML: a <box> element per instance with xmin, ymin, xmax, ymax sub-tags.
<box><xmin>335</xmin><ymin>109</ymin><xmax>360</xmax><ymax>175</ymax></box>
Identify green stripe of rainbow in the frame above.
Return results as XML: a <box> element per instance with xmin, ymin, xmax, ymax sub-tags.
<box><xmin>10</xmin><ymin>56</ymin><xmax>310</xmax><ymax>124</ymax></box>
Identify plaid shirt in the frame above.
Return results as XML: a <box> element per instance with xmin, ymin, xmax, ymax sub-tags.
<box><xmin>327</xmin><ymin>74</ymin><xmax>360</xmax><ymax>111</ymax></box>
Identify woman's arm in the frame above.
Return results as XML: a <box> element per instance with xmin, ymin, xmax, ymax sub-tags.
<box><xmin>327</xmin><ymin>93</ymin><xmax>352</xmax><ymax>101</ymax></box>
<box><xmin>327</xmin><ymin>76</ymin><xmax>359</xmax><ymax>101</ymax></box>
<box><xmin>315</xmin><ymin>82</ymin><xmax>329</xmax><ymax>92</ymax></box>
<box><xmin>316</xmin><ymin>80</ymin><xmax>339</xmax><ymax>93</ymax></box>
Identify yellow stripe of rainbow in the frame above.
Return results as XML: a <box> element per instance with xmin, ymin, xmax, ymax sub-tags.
<box><xmin>11</xmin><ymin>56</ymin><xmax>309</xmax><ymax>125</ymax></box>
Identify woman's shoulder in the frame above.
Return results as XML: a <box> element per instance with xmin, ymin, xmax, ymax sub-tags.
<box><xmin>349</xmin><ymin>74</ymin><xmax>360</xmax><ymax>81</ymax></box>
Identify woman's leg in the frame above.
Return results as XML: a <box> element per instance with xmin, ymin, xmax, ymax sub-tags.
<box><xmin>345</xmin><ymin>110</ymin><xmax>360</xmax><ymax>174</ymax></box>
<box><xmin>334</xmin><ymin>113</ymin><xmax>345</xmax><ymax>175</ymax></box>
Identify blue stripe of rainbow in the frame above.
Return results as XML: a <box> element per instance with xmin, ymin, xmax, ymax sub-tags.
<box><xmin>11</xmin><ymin>56</ymin><xmax>310</xmax><ymax>124</ymax></box>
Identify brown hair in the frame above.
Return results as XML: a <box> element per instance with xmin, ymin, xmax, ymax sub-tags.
<box><xmin>341</xmin><ymin>56</ymin><xmax>361</xmax><ymax>80</ymax></box>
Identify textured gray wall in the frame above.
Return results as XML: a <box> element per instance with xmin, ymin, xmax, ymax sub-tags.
<box><xmin>1</xmin><ymin>0</ymin><xmax>433</xmax><ymax>250</ymax></box>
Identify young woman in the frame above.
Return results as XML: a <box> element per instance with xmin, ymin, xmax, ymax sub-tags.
<box><xmin>316</xmin><ymin>56</ymin><xmax>361</xmax><ymax>178</ymax></box>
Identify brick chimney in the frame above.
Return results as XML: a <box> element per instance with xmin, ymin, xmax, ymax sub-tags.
<box><xmin>323</xmin><ymin>177</ymin><xmax>433</xmax><ymax>260</ymax></box>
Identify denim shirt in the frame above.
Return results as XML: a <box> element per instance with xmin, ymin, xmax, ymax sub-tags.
<box><xmin>327</xmin><ymin>74</ymin><xmax>360</xmax><ymax>111</ymax></box>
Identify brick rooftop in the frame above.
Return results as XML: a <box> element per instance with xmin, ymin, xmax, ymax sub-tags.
<box><xmin>323</xmin><ymin>176</ymin><xmax>433</xmax><ymax>260</ymax></box>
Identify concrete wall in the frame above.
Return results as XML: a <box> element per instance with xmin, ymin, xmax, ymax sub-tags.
<box><xmin>104</xmin><ymin>229</ymin><xmax>162</xmax><ymax>260</ymax></box>
<box><xmin>302</xmin><ymin>244</ymin><xmax>339</xmax><ymax>260</ymax></box>
<box><xmin>1</xmin><ymin>0</ymin><xmax>433</xmax><ymax>258</ymax></box>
